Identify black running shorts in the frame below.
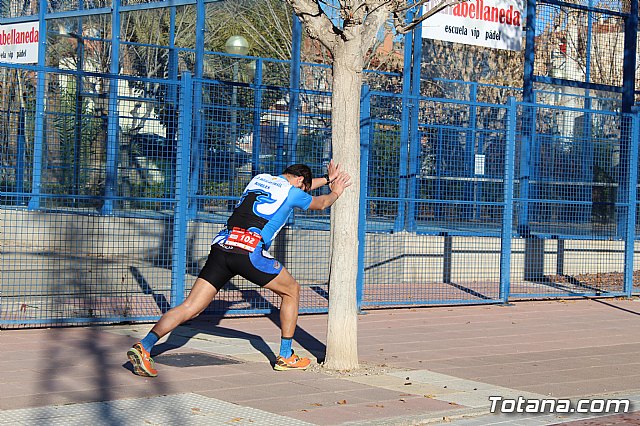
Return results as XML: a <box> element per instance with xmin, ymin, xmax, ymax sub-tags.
<box><xmin>197</xmin><ymin>245</ymin><xmax>283</xmax><ymax>290</ymax></box>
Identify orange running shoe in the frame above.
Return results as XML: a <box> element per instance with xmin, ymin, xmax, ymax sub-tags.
<box><xmin>127</xmin><ymin>342</ymin><xmax>158</xmax><ymax>377</ymax></box>
<box><xmin>273</xmin><ymin>351</ymin><xmax>311</xmax><ymax>371</ymax></box>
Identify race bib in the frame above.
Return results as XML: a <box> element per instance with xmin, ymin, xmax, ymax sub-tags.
<box><xmin>226</xmin><ymin>227</ymin><xmax>262</xmax><ymax>252</ymax></box>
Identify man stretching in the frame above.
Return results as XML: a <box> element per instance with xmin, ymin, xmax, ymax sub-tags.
<box><xmin>127</xmin><ymin>160</ymin><xmax>351</xmax><ymax>376</ymax></box>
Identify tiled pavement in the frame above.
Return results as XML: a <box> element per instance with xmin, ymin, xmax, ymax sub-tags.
<box><xmin>2</xmin><ymin>298</ymin><xmax>640</xmax><ymax>425</ymax></box>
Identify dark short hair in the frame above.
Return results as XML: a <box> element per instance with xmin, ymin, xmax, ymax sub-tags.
<box><xmin>283</xmin><ymin>164</ymin><xmax>313</xmax><ymax>191</ymax></box>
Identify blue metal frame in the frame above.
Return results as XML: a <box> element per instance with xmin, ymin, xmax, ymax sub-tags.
<box><xmin>2</xmin><ymin>0</ymin><xmax>640</xmax><ymax>327</ymax></box>
<box><xmin>26</xmin><ymin>0</ymin><xmax>47</xmax><ymax>210</ymax></box>
<box><xmin>357</xmin><ymin>84</ymin><xmax>372</xmax><ymax>310</ymax></box>
<box><xmin>101</xmin><ymin>0</ymin><xmax>121</xmax><ymax>215</ymax></box>
<box><xmin>406</xmin><ymin>9</ymin><xmax>423</xmax><ymax>232</ymax></box>
<box><xmin>500</xmin><ymin>98</ymin><xmax>517</xmax><ymax>302</ymax></box>
<box><xmin>2</xmin><ymin>72</ymin><xmax>638</xmax><ymax>325</ymax></box>
<box><xmin>171</xmin><ymin>72</ymin><xmax>193</xmax><ymax>307</ymax></box>
<box><xmin>396</xmin><ymin>10</ymin><xmax>414</xmax><ymax>233</ymax></box>
<box><xmin>623</xmin><ymin>111</ymin><xmax>639</xmax><ymax>296</ymax></box>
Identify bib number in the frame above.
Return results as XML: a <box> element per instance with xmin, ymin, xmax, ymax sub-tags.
<box><xmin>226</xmin><ymin>227</ymin><xmax>262</xmax><ymax>252</ymax></box>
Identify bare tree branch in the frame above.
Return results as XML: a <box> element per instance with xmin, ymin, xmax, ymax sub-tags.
<box><xmin>286</xmin><ymin>0</ymin><xmax>344</xmax><ymax>52</ymax></box>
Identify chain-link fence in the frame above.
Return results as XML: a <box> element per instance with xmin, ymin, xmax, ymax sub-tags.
<box><xmin>1</xmin><ymin>62</ymin><xmax>638</xmax><ymax>327</ymax></box>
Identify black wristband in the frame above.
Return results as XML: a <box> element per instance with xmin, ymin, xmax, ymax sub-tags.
<box><xmin>322</xmin><ymin>173</ymin><xmax>330</xmax><ymax>184</ymax></box>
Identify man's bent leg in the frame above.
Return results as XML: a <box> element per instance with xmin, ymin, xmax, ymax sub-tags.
<box><xmin>264</xmin><ymin>268</ymin><xmax>300</xmax><ymax>338</ymax></box>
<box><xmin>264</xmin><ymin>268</ymin><xmax>310</xmax><ymax>371</ymax></box>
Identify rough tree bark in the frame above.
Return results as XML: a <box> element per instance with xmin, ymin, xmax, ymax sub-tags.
<box><xmin>324</xmin><ymin>31</ymin><xmax>364</xmax><ymax>370</ymax></box>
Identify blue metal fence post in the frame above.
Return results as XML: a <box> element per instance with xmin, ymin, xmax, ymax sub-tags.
<box><xmin>396</xmin><ymin>10</ymin><xmax>414</xmax><ymax>232</ymax></box>
<box><xmin>520</xmin><ymin>0</ymin><xmax>535</xmax><ymax>232</ymax></box>
<box><xmin>406</xmin><ymin>8</ymin><xmax>423</xmax><ymax>232</ymax></box>
<box><xmin>101</xmin><ymin>0</ymin><xmax>121</xmax><ymax>215</ymax></box>
<box><xmin>288</xmin><ymin>14</ymin><xmax>302</xmax><ymax>164</ymax></box>
<box><xmin>357</xmin><ymin>84</ymin><xmax>371</xmax><ymax>311</ymax></box>
<box><xmin>623</xmin><ymin>110</ymin><xmax>639</xmax><ymax>297</ymax></box>
<box><xmin>521</xmin><ymin>3</ymin><xmax>542</xmax><ymax>279</ymax></box>
<box><xmin>171</xmin><ymin>72</ymin><xmax>193</xmax><ymax>307</ymax></box>
<box><xmin>500</xmin><ymin>98</ymin><xmax>517</xmax><ymax>303</ymax></box>
<box><xmin>28</xmin><ymin>0</ymin><xmax>48</xmax><ymax>210</ymax></box>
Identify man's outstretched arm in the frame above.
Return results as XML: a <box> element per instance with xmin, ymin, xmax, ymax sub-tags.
<box><xmin>308</xmin><ymin>167</ymin><xmax>352</xmax><ymax>211</ymax></box>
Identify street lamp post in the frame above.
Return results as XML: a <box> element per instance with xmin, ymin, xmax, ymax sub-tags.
<box><xmin>225</xmin><ymin>35</ymin><xmax>249</xmax><ymax>150</ymax></box>
<box><xmin>224</xmin><ymin>35</ymin><xmax>249</xmax><ymax>204</ymax></box>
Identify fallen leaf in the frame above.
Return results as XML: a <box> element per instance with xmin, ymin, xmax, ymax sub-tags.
<box><xmin>310</xmin><ymin>403</ymin><xmax>323</xmax><ymax>406</ymax></box>
<box><xmin>230</xmin><ymin>418</ymin><xmax>243</xmax><ymax>422</ymax></box>
<box><xmin>337</xmin><ymin>400</ymin><xmax>347</xmax><ymax>405</ymax></box>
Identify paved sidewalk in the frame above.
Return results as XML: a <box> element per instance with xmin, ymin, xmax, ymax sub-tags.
<box><xmin>2</xmin><ymin>298</ymin><xmax>640</xmax><ymax>425</ymax></box>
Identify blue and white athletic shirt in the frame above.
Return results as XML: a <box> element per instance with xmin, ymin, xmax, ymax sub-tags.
<box><xmin>212</xmin><ymin>173</ymin><xmax>312</xmax><ymax>252</ymax></box>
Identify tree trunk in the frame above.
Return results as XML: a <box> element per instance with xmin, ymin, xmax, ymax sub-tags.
<box><xmin>323</xmin><ymin>32</ymin><xmax>363</xmax><ymax>371</ymax></box>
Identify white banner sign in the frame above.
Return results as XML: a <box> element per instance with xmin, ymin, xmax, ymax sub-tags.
<box><xmin>422</xmin><ymin>0</ymin><xmax>523</xmax><ymax>51</ymax></box>
<box><xmin>0</xmin><ymin>21</ymin><xmax>39</xmax><ymax>64</ymax></box>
